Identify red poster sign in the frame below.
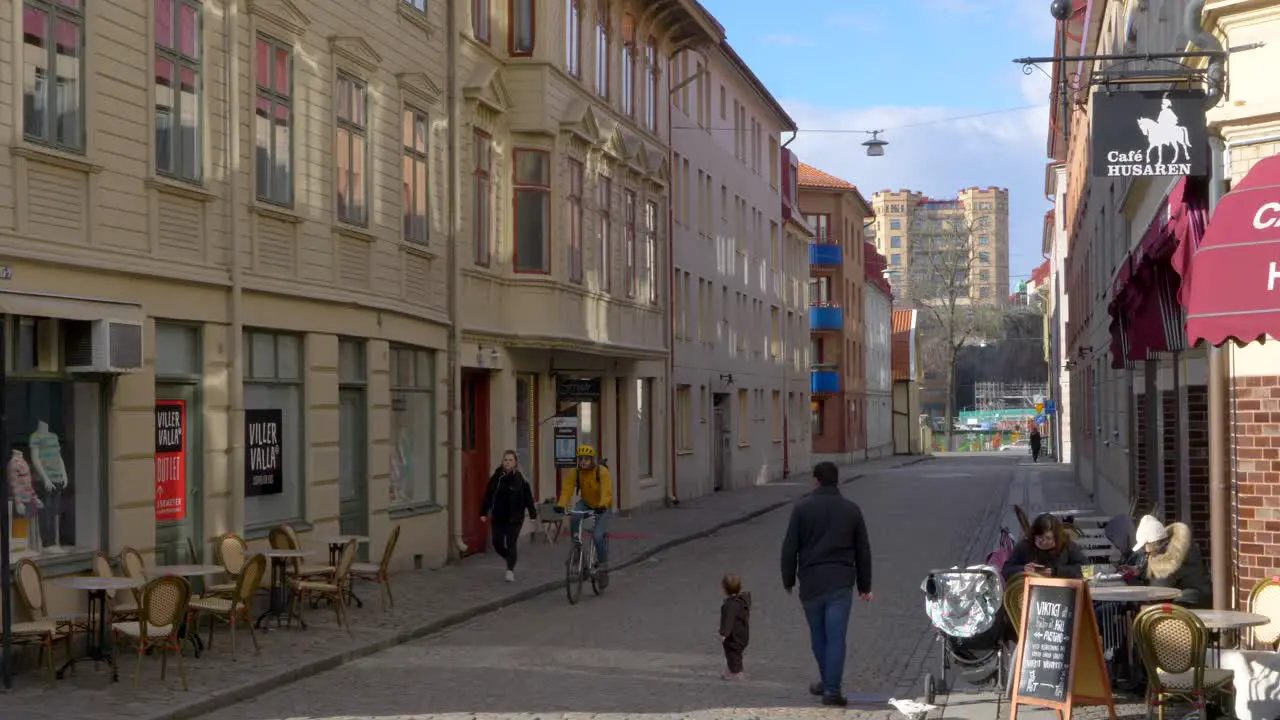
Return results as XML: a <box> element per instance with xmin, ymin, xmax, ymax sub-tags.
<box><xmin>155</xmin><ymin>399</ymin><xmax>187</xmax><ymax>521</ymax></box>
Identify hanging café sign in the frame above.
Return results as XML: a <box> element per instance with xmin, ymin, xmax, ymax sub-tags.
<box><xmin>1091</xmin><ymin>89</ymin><xmax>1208</xmax><ymax>178</ymax></box>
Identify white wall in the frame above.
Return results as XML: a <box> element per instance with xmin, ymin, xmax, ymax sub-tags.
<box><xmin>864</xmin><ymin>284</ymin><xmax>893</xmax><ymax>457</ymax></box>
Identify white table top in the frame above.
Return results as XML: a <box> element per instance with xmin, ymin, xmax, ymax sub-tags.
<box><xmin>262</xmin><ymin>549</ymin><xmax>310</xmax><ymax>558</ymax></box>
<box><xmin>148</xmin><ymin>564</ymin><xmax>225</xmax><ymax>577</ymax></box>
<box><xmin>55</xmin><ymin>576</ymin><xmax>144</xmax><ymax>592</ymax></box>
<box><xmin>1089</xmin><ymin>585</ymin><xmax>1182</xmax><ymax>602</ymax></box>
<box><xmin>325</xmin><ymin>536</ymin><xmax>370</xmax><ymax>544</ymax></box>
<box><xmin>1192</xmin><ymin>609</ymin><xmax>1271</xmax><ymax>630</ymax></box>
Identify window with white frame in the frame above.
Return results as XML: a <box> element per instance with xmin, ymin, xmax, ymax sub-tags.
<box><xmin>336</xmin><ymin>74</ymin><xmax>369</xmax><ymax>226</ymax></box>
<box><xmin>22</xmin><ymin>0</ymin><xmax>85</xmax><ymax>152</ymax></box>
<box><xmin>402</xmin><ymin>0</ymin><xmax>426</xmax><ymax>11</ymax></box>
<box><xmin>637</xmin><ymin>378</ymin><xmax>654</xmax><ymax>476</ymax></box>
<box><xmin>390</xmin><ymin>346</ymin><xmax>437</xmax><ymax>508</ymax></box>
<box><xmin>403</xmin><ymin>108</ymin><xmax>429</xmax><ymax>243</ymax></box>
<box><xmin>564</xmin><ymin>0</ymin><xmax>581</xmax><ymax>78</ymax></box>
<box><xmin>254</xmin><ymin>35</ymin><xmax>293</xmax><ymax>206</ymax></box>
<box><xmin>243</xmin><ymin>330</ymin><xmax>303</xmax><ymax>528</ymax></box>
<box><xmin>155</xmin><ymin>0</ymin><xmax>202</xmax><ymax>181</ymax></box>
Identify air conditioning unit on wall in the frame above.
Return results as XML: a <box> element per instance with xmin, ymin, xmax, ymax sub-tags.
<box><xmin>64</xmin><ymin>319</ymin><xmax>144</xmax><ymax>374</ymax></box>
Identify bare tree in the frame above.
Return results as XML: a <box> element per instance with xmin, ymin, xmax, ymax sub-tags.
<box><xmin>904</xmin><ymin>213</ymin><xmax>1006</xmax><ymax>450</ymax></box>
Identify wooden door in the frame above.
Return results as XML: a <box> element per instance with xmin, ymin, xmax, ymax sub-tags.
<box><xmin>461</xmin><ymin>372</ymin><xmax>491</xmax><ymax>555</ymax></box>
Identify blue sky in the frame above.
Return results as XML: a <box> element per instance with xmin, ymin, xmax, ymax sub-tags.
<box><xmin>700</xmin><ymin>0</ymin><xmax>1058</xmax><ymax>289</ymax></box>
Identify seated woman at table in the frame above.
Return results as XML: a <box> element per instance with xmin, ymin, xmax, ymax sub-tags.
<box><xmin>1002</xmin><ymin>513</ymin><xmax>1087</xmax><ymax>580</ymax></box>
<box><xmin>1125</xmin><ymin>515</ymin><xmax>1212</xmax><ymax>608</ymax></box>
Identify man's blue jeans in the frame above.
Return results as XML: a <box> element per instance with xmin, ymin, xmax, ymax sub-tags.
<box><xmin>569</xmin><ymin>498</ymin><xmax>609</xmax><ymax>565</ymax></box>
<box><xmin>802</xmin><ymin>587</ymin><xmax>854</xmax><ymax>696</ymax></box>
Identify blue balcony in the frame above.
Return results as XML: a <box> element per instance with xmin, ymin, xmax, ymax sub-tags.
<box><xmin>810</xmin><ymin>305</ymin><xmax>844</xmax><ymax>331</ymax></box>
<box><xmin>809</xmin><ymin>243</ymin><xmax>842</xmax><ymax>266</ymax></box>
<box><xmin>811</xmin><ymin>370</ymin><xmax>840</xmax><ymax>394</ymax></box>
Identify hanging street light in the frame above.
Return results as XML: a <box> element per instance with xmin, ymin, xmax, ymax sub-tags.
<box><xmin>862</xmin><ymin>130</ymin><xmax>888</xmax><ymax>157</ymax></box>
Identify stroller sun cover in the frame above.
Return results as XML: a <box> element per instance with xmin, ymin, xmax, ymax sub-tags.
<box><xmin>921</xmin><ymin>565</ymin><xmax>1005</xmax><ymax>639</ymax></box>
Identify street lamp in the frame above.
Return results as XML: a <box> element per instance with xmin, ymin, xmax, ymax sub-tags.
<box><xmin>862</xmin><ymin>130</ymin><xmax>888</xmax><ymax>157</ymax></box>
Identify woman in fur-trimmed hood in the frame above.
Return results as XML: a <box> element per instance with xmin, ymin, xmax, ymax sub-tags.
<box><xmin>1132</xmin><ymin>515</ymin><xmax>1212</xmax><ymax>608</ymax></box>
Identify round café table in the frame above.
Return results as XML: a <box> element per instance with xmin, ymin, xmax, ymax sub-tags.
<box><xmin>324</xmin><ymin>536</ymin><xmax>369</xmax><ymax>607</ymax></box>
<box><xmin>53</xmin><ymin>575</ymin><xmax>144</xmax><ymax>682</ymax></box>
<box><xmin>256</xmin><ymin>549</ymin><xmax>310</xmax><ymax>630</ymax></box>
<box><xmin>148</xmin><ymin>564</ymin><xmax>226</xmax><ymax>657</ymax></box>
<box><xmin>1193</xmin><ymin>609</ymin><xmax>1270</xmax><ymax>669</ymax></box>
<box><xmin>1089</xmin><ymin>585</ymin><xmax>1182</xmax><ymax>603</ymax></box>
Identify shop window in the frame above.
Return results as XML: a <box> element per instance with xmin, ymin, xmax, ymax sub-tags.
<box><xmin>390</xmin><ymin>345</ymin><xmax>436</xmax><ymax>508</ymax></box>
<box><xmin>156</xmin><ymin>322</ymin><xmax>201</xmax><ymax>377</ymax></box>
<box><xmin>242</xmin><ymin>330</ymin><xmax>302</xmax><ymax>528</ymax></box>
<box><xmin>637</xmin><ymin>378</ymin><xmax>653</xmax><ymax>476</ymax></box>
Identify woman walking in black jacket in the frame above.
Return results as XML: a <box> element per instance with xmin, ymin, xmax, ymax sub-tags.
<box><xmin>480</xmin><ymin>450</ymin><xmax>537</xmax><ymax>582</ymax></box>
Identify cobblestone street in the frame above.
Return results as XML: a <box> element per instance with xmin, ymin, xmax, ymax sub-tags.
<box><xmin>195</xmin><ymin>454</ymin><xmax>1015</xmax><ymax>720</ymax></box>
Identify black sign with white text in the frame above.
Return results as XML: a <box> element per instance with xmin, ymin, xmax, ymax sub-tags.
<box><xmin>1091</xmin><ymin>90</ymin><xmax>1207</xmax><ymax>178</ymax></box>
<box><xmin>1016</xmin><ymin>583</ymin><xmax>1077</xmax><ymax>703</ymax></box>
<box><xmin>244</xmin><ymin>408</ymin><xmax>284</xmax><ymax>497</ymax></box>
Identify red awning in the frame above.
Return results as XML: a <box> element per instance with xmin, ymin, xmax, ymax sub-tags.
<box><xmin>1183</xmin><ymin>154</ymin><xmax>1280</xmax><ymax>347</ymax></box>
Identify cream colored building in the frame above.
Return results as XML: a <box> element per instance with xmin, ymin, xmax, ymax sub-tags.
<box><xmin>870</xmin><ymin>187</ymin><xmax>1010</xmax><ymax>303</ymax></box>
<box><xmin>453</xmin><ymin>0</ymin><xmax>720</xmax><ymax>516</ymax></box>
<box><xmin>2</xmin><ymin>0</ymin><xmax>452</xmax><ymax>612</ymax></box>
<box><xmin>668</xmin><ymin>40</ymin><xmax>806</xmax><ymax>498</ymax></box>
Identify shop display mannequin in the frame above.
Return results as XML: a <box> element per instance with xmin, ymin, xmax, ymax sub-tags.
<box><xmin>8</xmin><ymin>449</ymin><xmax>43</xmax><ymax>553</ymax></box>
<box><xmin>30</xmin><ymin>420</ymin><xmax>69</xmax><ymax>554</ymax></box>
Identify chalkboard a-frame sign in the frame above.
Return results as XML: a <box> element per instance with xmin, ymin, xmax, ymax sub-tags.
<box><xmin>1010</xmin><ymin>577</ymin><xmax>1116</xmax><ymax>720</ymax></box>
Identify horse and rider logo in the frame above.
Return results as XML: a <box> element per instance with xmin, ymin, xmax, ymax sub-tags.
<box><xmin>1092</xmin><ymin>90</ymin><xmax>1207</xmax><ymax>178</ymax></box>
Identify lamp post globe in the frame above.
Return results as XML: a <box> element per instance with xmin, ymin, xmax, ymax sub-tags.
<box><xmin>1050</xmin><ymin>0</ymin><xmax>1071</xmax><ymax>21</ymax></box>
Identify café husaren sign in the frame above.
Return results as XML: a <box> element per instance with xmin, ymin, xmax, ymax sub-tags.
<box><xmin>1091</xmin><ymin>89</ymin><xmax>1208</xmax><ymax>178</ymax></box>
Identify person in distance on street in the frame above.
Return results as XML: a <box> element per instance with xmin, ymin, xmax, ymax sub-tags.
<box><xmin>718</xmin><ymin>573</ymin><xmax>751</xmax><ymax>681</ymax></box>
<box><xmin>554</xmin><ymin>444</ymin><xmax>613</xmax><ymax>581</ymax></box>
<box><xmin>1001</xmin><ymin>512</ymin><xmax>1086</xmax><ymax>581</ymax></box>
<box><xmin>780</xmin><ymin>461</ymin><xmax>873</xmax><ymax>707</ymax></box>
<box><xmin>480</xmin><ymin>450</ymin><xmax>537</xmax><ymax>583</ymax></box>
<box><xmin>1029</xmin><ymin>426</ymin><xmax>1043</xmax><ymax>463</ymax></box>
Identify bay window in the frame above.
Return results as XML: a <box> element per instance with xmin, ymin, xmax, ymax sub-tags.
<box><xmin>510</xmin><ymin>0</ymin><xmax>535</xmax><ymax>55</ymax></box>
<box><xmin>597</xmin><ymin>174</ymin><xmax>611</xmax><ymax>291</ymax></box>
<box><xmin>22</xmin><ymin>0</ymin><xmax>85</xmax><ymax>152</ymax></box>
<box><xmin>624</xmin><ymin>189</ymin><xmax>637</xmax><ymax>297</ymax></box>
<box><xmin>567</xmin><ymin>160</ymin><xmax>584</xmax><ymax>283</ymax></box>
<box><xmin>473</xmin><ymin>130</ymin><xmax>492</xmax><ymax>265</ymax></box>
<box><xmin>513</xmin><ymin>150</ymin><xmax>551</xmax><ymax>273</ymax></box>
<box><xmin>154</xmin><ymin>0</ymin><xmax>203</xmax><ymax>182</ymax></box>
<box><xmin>644</xmin><ymin>199</ymin><xmax>658</xmax><ymax>304</ymax></box>
<box><xmin>389</xmin><ymin>346</ymin><xmax>437</xmax><ymax>508</ymax></box>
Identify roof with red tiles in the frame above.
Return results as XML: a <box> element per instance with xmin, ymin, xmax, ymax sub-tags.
<box><xmin>797</xmin><ymin>162</ymin><xmax>856</xmax><ymax>190</ymax></box>
<box><xmin>1031</xmin><ymin>259</ymin><xmax>1051</xmax><ymax>286</ymax></box>
<box><xmin>891</xmin><ymin>309</ymin><xmax>917</xmax><ymax>382</ymax></box>
<box><xmin>864</xmin><ymin>242</ymin><xmax>893</xmax><ymax>298</ymax></box>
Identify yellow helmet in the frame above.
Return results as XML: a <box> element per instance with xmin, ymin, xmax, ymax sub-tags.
<box><xmin>576</xmin><ymin>444</ymin><xmax>595</xmax><ymax>458</ymax></box>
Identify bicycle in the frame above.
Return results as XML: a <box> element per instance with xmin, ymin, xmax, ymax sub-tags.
<box><xmin>562</xmin><ymin>507</ymin><xmax>609</xmax><ymax>605</ymax></box>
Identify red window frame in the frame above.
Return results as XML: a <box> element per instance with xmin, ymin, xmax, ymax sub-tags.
<box><xmin>472</xmin><ymin>0</ymin><xmax>490</xmax><ymax>43</ymax></box>
<box><xmin>567</xmin><ymin>159</ymin><xmax>584</xmax><ymax>283</ymax></box>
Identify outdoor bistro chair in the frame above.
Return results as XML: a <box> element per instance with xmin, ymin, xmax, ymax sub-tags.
<box><xmin>1246</xmin><ymin>576</ymin><xmax>1280</xmax><ymax>650</ymax></box>
<box><xmin>93</xmin><ymin>550</ymin><xmax>139</xmax><ymax>623</ymax></box>
<box><xmin>1003</xmin><ymin>573</ymin><xmax>1027</xmax><ymax>637</ymax></box>
<box><xmin>1134</xmin><ymin>603</ymin><xmax>1234</xmax><ymax>720</ymax></box>
<box><xmin>113</xmin><ymin>575</ymin><xmax>193</xmax><ymax>691</ymax></box>
<box><xmin>188</xmin><ymin>553</ymin><xmax>267</xmax><ymax>659</ymax></box>
<box><xmin>351</xmin><ymin>524</ymin><xmax>401</xmax><ymax>611</ymax></box>
<box><xmin>10</xmin><ymin>559</ymin><xmax>73</xmax><ymax>681</ymax></box>
<box><xmin>120</xmin><ymin>546</ymin><xmax>148</xmax><ymax>608</ymax></box>
<box><xmin>279</xmin><ymin>523</ymin><xmax>336</xmax><ymax>580</ymax></box>
<box><xmin>207</xmin><ymin>532</ymin><xmax>248</xmax><ymax>598</ymax></box>
<box><xmin>289</xmin><ymin>538</ymin><xmax>358</xmax><ymax>631</ymax></box>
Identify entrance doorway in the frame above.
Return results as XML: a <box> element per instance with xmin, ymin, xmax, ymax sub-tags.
<box><xmin>338</xmin><ymin>387</ymin><xmax>367</xmax><ymax>544</ymax></box>
<box><xmin>155</xmin><ymin>384</ymin><xmax>201</xmax><ymax>565</ymax></box>
<box><xmin>461</xmin><ymin>371</ymin><xmax>491</xmax><ymax>555</ymax></box>
<box><xmin>712</xmin><ymin>393</ymin><xmax>729</xmax><ymax>492</ymax></box>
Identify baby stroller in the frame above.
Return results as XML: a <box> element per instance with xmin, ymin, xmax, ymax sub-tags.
<box><xmin>920</xmin><ymin>565</ymin><xmax>1011</xmax><ymax>704</ymax></box>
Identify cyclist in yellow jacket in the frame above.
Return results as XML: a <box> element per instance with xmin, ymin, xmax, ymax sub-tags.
<box><xmin>555</xmin><ymin>444</ymin><xmax>613</xmax><ymax>570</ymax></box>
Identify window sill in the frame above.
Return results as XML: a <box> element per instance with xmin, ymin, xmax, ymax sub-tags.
<box><xmin>334</xmin><ymin>223</ymin><xmax>376</xmax><ymax>243</ymax></box>
<box><xmin>146</xmin><ymin>176</ymin><xmax>218</xmax><ymax>203</ymax></box>
<box><xmin>244</xmin><ymin>519</ymin><xmax>314</xmax><ymax>541</ymax></box>
<box><xmin>676</xmin><ymin>449</ymin><xmax>694</xmax><ymax>456</ymax></box>
<box><xmin>738</xmin><ymin>442</ymin><xmax>750</xmax><ymax>448</ymax></box>
<box><xmin>389</xmin><ymin>502</ymin><xmax>444</xmax><ymax>520</ymax></box>
<box><xmin>402</xmin><ymin>242</ymin><xmax>439</xmax><ymax>261</ymax></box>
<box><xmin>251</xmin><ymin>202</ymin><xmax>305</xmax><ymax>224</ymax></box>
<box><xmin>11</xmin><ymin>143</ymin><xmax>103</xmax><ymax>174</ymax></box>
<box><xmin>8</xmin><ymin>548</ymin><xmax>95</xmax><ymax>577</ymax></box>
<box><xmin>773</xmin><ymin>439</ymin><xmax>783</xmax><ymax>444</ymax></box>
<box><xmin>397</xmin><ymin>3</ymin><xmax>437</xmax><ymax>36</ymax></box>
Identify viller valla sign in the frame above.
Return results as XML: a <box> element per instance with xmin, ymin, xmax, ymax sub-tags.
<box><xmin>1091</xmin><ymin>90</ymin><xmax>1208</xmax><ymax>178</ymax></box>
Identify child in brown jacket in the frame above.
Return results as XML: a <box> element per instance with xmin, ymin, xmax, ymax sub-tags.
<box><xmin>719</xmin><ymin>574</ymin><xmax>751</xmax><ymax>680</ymax></box>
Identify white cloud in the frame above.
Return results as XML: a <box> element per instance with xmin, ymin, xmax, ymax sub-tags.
<box><xmin>783</xmin><ymin>86</ymin><xmax>1053</xmax><ymax>287</ymax></box>
<box><xmin>758</xmin><ymin>33</ymin><xmax>817</xmax><ymax>47</ymax></box>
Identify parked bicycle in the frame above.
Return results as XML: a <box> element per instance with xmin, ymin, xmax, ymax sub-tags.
<box><xmin>561</xmin><ymin>507</ymin><xmax>609</xmax><ymax>604</ymax></box>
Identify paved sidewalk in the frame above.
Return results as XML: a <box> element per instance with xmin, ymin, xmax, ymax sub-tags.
<box><xmin>1</xmin><ymin>454</ymin><xmax>931</xmax><ymax>720</ymax></box>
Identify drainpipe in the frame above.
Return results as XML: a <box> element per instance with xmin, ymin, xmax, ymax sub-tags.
<box><xmin>1207</xmin><ymin>135</ymin><xmax>1230</xmax><ymax>610</ymax></box>
<box><xmin>227</xmin><ymin>0</ymin><xmax>245</xmax><ymax>537</ymax></box>
<box><xmin>446</xmin><ymin>0</ymin><xmax>466</xmax><ymax>559</ymax></box>
<box><xmin>665</xmin><ymin>50</ymin><xmax>678</xmax><ymax>508</ymax></box>
<box><xmin>1184</xmin><ymin>0</ymin><xmax>1224</xmax><ymax>110</ymax></box>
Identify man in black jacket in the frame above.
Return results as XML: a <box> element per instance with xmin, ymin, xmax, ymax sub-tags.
<box><xmin>781</xmin><ymin>461</ymin><xmax>873</xmax><ymax>707</ymax></box>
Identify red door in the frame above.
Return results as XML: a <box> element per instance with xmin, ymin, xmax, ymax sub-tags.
<box><xmin>461</xmin><ymin>372</ymin><xmax>491</xmax><ymax>555</ymax></box>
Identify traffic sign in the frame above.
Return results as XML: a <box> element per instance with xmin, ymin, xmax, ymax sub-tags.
<box><xmin>1045</xmin><ymin>400</ymin><xmax>1056</xmax><ymax>415</ymax></box>
<box><xmin>1035</xmin><ymin>414</ymin><xmax>1047</xmax><ymax>425</ymax></box>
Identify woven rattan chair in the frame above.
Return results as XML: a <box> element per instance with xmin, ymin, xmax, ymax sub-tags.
<box><xmin>1246</xmin><ymin>576</ymin><xmax>1280</xmax><ymax>650</ymax></box>
<box><xmin>93</xmin><ymin>550</ymin><xmax>139</xmax><ymax>622</ymax></box>
<box><xmin>119</xmin><ymin>546</ymin><xmax>147</xmax><ymax>608</ymax></box>
<box><xmin>1003</xmin><ymin>573</ymin><xmax>1027</xmax><ymax>636</ymax></box>
<box><xmin>289</xmin><ymin>539</ymin><xmax>358</xmax><ymax>630</ymax></box>
<box><xmin>188</xmin><ymin>553</ymin><xmax>266</xmax><ymax>659</ymax></box>
<box><xmin>10</xmin><ymin>559</ymin><xmax>73</xmax><ymax>681</ymax></box>
<box><xmin>1134</xmin><ymin>603</ymin><xmax>1234</xmax><ymax>720</ymax></box>
<box><xmin>113</xmin><ymin>575</ymin><xmax>193</xmax><ymax>690</ymax></box>
<box><xmin>276</xmin><ymin>523</ymin><xmax>333</xmax><ymax>580</ymax></box>
<box><xmin>207</xmin><ymin>532</ymin><xmax>248</xmax><ymax>598</ymax></box>
<box><xmin>351</xmin><ymin>525</ymin><xmax>401</xmax><ymax>611</ymax></box>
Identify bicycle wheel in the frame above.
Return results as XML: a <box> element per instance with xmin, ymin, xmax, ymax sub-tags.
<box><xmin>588</xmin><ymin>538</ymin><xmax>602</xmax><ymax>595</ymax></box>
<box><xmin>565</xmin><ymin>543</ymin><xmax>584</xmax><ymax>605</ymax></box>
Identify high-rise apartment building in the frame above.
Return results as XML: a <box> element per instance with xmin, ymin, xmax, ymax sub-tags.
<box><xmin>870</xmin><ymin>188</ymin><xmax>1011</xmax><ymax>303</ymax></box>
